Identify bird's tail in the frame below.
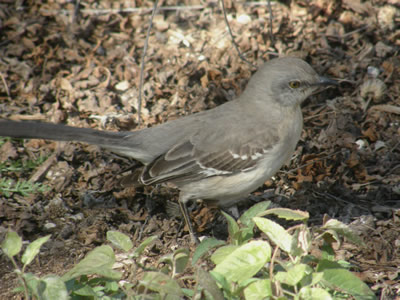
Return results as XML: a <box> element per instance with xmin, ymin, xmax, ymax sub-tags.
<box><xmin>0</xmin><ymin>120</ymin><xmax>132</xmax><ymax>153</ymax></box>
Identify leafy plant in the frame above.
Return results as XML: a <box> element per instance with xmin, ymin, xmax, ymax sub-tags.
<box><xmin>1</xmin><ymin>201</ymin><xmax>376</xmax><ymax>299</ymax></box>
<box><xmin>0</xmin><ymin>144</ymin><xmax>49</xmax><ymax>196</ymax></box>
<box><xmin>193</xmin><ymin>201</ymin><xmax>376</xmax><ymax>300</ymax></box>
<box><xmin>0</xmin><ymin>178</ymin><xmax>50</xmax><ymax>197</ymax></box>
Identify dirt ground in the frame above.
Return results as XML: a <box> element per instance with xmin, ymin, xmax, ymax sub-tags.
<box><xmin>0</xmin><ymin>0</ymin><xmax>399</xmax><ymax>299</ymax></box>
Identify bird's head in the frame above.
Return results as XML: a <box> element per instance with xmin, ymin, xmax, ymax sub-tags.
<box><xmin>244</xmin><ymin>57</ymin><xmax>337</xmax><ymax>107</ymax></box>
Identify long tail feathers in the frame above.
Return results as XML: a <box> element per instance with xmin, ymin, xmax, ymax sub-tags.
<box><xmin>0</xmin><ymin>120</ymin><xmax>136</xmax><ymax>157</ymax></box>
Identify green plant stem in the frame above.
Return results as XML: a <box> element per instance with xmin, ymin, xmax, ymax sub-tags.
<box><xmin>10</xmin><ymin>257</ymin><xmax>29</xmax><ymax>300</ymax></box>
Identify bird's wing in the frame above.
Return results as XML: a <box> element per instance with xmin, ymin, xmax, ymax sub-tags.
<box><xmin>140</xmin><ymin>130</ymin><xmax>280</xmax><ymax>185</ymax></box>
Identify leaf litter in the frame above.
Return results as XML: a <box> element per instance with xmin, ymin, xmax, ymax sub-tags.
<box><xmin>0</xmin><ymin>0</ymin><xmax>399</xmax><ymax>298</ymax></box>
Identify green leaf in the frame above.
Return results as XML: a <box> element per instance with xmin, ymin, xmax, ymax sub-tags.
<box><xmin>221</xmin><ymin>211</ymin><xmax>239</xmax><ymax>243</ymax></box>
<box><xmin>159</xmin><ymin>249</ymin><xmax>190</xmax><ymax>275</ymax></box>
<box><xmin>318</xmin><ymin>229</ymin><xmax>342</xmax><ymax>246</ymax></box>
<box><xmin>159</xmin><ymin>252</ymin><xmax>174</xmax><ymax>273</ymax></box>
<box><xmin>316</xmin><ymin>259</ymin><xmax>344</xmax><ymax>271</ymax></box>
<box><xmin>275</xmin><ymin>264</ymin><xmax>312</xmax><ymax>286</ymax></box>
<box><xmin>299</xmin><ymin>286</ymin><xmax>333</xmax><ymax>300</ymax></box>
<box><xmin>72</xmin><ymin>284</ymin><xmax>97</xmax><ymax>297</ymax></box>
<box><xmin>259</xmin><ymin>208</ymin><xmax>309</xmax><ymax>221</ymax></box>
<box><xmin>213</xmin><ymin>240</ymin><xmax>271</xmax><ymax>283</ymax></box>
<box><xmin>105</xmin><ymin>279</ymin><xmax>119</xmax><ymax>292</ymax></box>
<box><xmin>210</xmin><ymin>245</ymin><xmax>239</xmax><ymax>265</ymax></box>
<box><xmin>21</xmin><ymin>235</ymin><xmax>51</xmax><ymax>267</ymax></box>
<box><xmin>1</xmin><ymin>231</ymin><xmax>22</xmax><ymax>258</ymax></box>
<box><xmin>23</xmin><ymin>272</ymin><xmax>41</xmax><ymax>298</ymax></box>
<box><xmin>239</xmin><ymin>201</ymin><xmax>271</xmax><ymax>228</ymax></box>
<box><xmin>107</xmin><ymin>230</ymin><xmax>133</xmax><ymax>252</ymax></box>
<box><xmin>311</xmin><ymin>272</ymin><xmax>324</xmax><ymax>285</ymax></box>
<box><xmin>321</xmin><ymin>268</ymin><xmax>376</xmax><ymax>300</ymax></box>
<box><xmin>192</xmin><ymin>237</ymin><xmax>226</xmax><ymax>265</ymax></box>
<box><xmin>253</xmin><ymin>217</ymin><xmax>293</xmax><ymax>253</ymax></box>
<box><xmin>289</xmin><ymin>226</ymin><xmax>310</xmax><ymax>257</ymax></box>
<box><xmin>196</xmin><ymin>268</ymin><xmax>225</xmax><ymax>300</ymax></box>
<box><xmin>321</xmin><ymin>242</ymin><xmax>336</xmax><ymax>261</ymax></box>
<box><xmin>233</xmin><ymin>227</ymin><xmax>255</xmax><ymax>245</ymax></box>
<box><xmin>62</xmin><ymin>245</ymin><xmax>121</xmax><ymax>281</ymax></box>
<box><xmin>139</xmin><ymin>271</ymin><xmax>183</xmax><ymax>296</ymax></box>
<box><xmin>209</xmin><ymin>271</ymin><xmax>232</xmax><ymax>296</ymax></box>
<box><xmin>243</xmin><ymin>279</ymin><xmax>272</xmax><ymax>300</ymax></box>
<box><xmin>173</xmin><ymin>248</ymin><xmax>190</xmax><ymax>274</ymax></box>
<box><xmin>322</xmin><ymin>219</ymin><xmax>365</xmax><ymax>246</ymax></box>
<box><xmin>132</xmin><ymin>235</ymin><xmax>158</xmax><ymax>258</ymax></box>
<box><xmin>38</xmin><ymin>275</ymin><xmax>68</xmax><ymax>300</ymax></box>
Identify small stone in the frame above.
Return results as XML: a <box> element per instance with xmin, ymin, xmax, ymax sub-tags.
<box><xmin>237</xmin><ymin>14</ymin><xmax>251</xmax><ymax>24</ymax></box>
<box><xmin>115</xmin><ymin>80</ymin><xmax>130</xmax><ymax>91</ymax></box>
<box><xmin>44</xmin><ymin>222</ymin><xmax>57</xmax><ymax>230</ymax></box>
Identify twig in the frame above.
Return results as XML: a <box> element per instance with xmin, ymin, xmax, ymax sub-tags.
<box><xmin>0</xmin><ymin>72</ymin><xmax>11</xmax><ymax>100</ymax></box>
<box><xmin>219</xmin><ymin>0</ymin><xmax>256</xmax><ymax>68</ymax></box>
<box><xmin>40</xmin><ymin>5</ymin><xmax>205</xmax><ymax>15</ymax></box>
<box><xmin>40</xmin><ymin>2</ymin><xmax>276</xmax><ymax>15</ymax></box>
<box><xmin>73</xmin><ymin>0</ymin><xmax>80</xmax><ymax>23</ymax></box>
<box><xmin>137</xmin><ymin>0</ymin><xmax>159</xmax><ymax>125</ymax></box>
<box><xmin>267</xmin><ymin>0</ymin><xmax>274</xmax><ymax>45</ymax></box>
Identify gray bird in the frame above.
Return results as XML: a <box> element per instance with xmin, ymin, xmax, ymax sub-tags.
<box><xmin>0</xmin><ymin>57</ymin><xmax>336</xmax><ymax>242</ymax></box>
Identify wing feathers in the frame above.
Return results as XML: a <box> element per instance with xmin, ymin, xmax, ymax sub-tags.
<box><xmin>141</xmin><ymin>136</ymin><xmax>275</xmax><ymax>186</ymax></box>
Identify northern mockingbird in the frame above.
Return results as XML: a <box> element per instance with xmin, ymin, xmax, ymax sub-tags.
<box><xmin>0</xmin><ymin>57</ymin><xmax>336</xmax><ymax>242</ymax></box>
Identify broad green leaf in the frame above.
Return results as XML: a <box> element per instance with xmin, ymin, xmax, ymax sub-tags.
<box><xmin>213</xmin><ymin>240</ymin><xmax>271</xmax><ymax>283</ymax></box>
<box><xmin>182</xmin><ymin>288</ymin><xmax>195</xmax><ymax>297</ymax></box>
<box><xmin>311</xmin><ymin>272</ymin><xmax>324</xmax><ymax>285</ymax></box>
<box><xmin>192</xmin><ymin>237</ymin><xmax>226</xmax><ymax>265</ymax></box>
<box><xmin>243</xmin><ymin>279</ymin><xmax>272</xmax><ymax>300</ymax></box>
<box><xmin>299</xmin><ymin>286</ymin><xmax>333</xmax><ymax>300</ymax></box>
<box><xmin>107</xmin><ymin>231</ymin><xmax>133</xmax><ymax>252</ymax></box>
<box><xmin>317</xmin><ymin>230</ymin><xmax>342</xmax><ymax>246</ymax></box>
<box><xmin>275</xmin><ymin>264</ymin><xmax>311</xmax><ymax>286</ymax></box>
<box><xmin>38</xmin><ymin>275</ymin><xmax>68</xmax><ymax>300</ymax></box>
<box><xmin>133</xmin><ymin>235</ymin><xmax>158</xmax><ymax>257</ymax></box>
<box><xmin>321</xmin><ymin>242</ymin><xmax>336</xmax><ymax>261</ymax></box>
<box><xmin>239</xmin><ymin>201</ymin><xmax>271</xmax><ymax>227</ymax></box>
<box><xmin>316</xmin><ymin>259</ymin><xmax>344</xmax><ymax>271</ymax></box>
<box><xmin>210</xmin><ymin>245</ymin><xmax>239</xmax><ymax>265</ymax></box>
<box><xmin>22</xmin><ymin>235</ymin><xmax>51</xmax><ymax>267</ymax></box>
<box><xmin>173</xmin><ymin>248</ymin><xmax>190</xmax><ymax>274</ymax></box>
<box><xmin>1</xmin><ymin>231</ymin><xmax>22</xmax><ymax>258</ymax></box>
<box><xmin>322</xmin><ymin>219</ymin><xmax>364</xmax><ymax>246</ymax></box>
<box><xmin>105</xmin><ymin>280</ymin><xmax>119</xmax><ymax>292</ymax></box>
<box><xmin>72</xmin><ymin>285</ymin><xmax>97</xmax><ymax>296</ymax></box>
<box><xmin>260</xmin><ymin>208</ymin><xmax>309</xmax><ymax>221</ymax></box>
<box><xmin>140</xmin><ymin>271</ymin><xmax>183</xmax><ymax>296</ymax></box>
<box><xmin>159</xmin><ymin>252</ymin><xmax>174</xmax><ymax>272</ymax></box>
<box><xmin>62</xmin><ymin>245</ymin><xmax>121</xmax><ymax>281</ymax></box>
<box><xmin>237</xmin><ymin>277</ymin><xmax>259</xmax><ymax>291</ymax></box>
<box><xmin>23</xmin><ymin>272</ymin><xmax>41</xmax><ymax>298</ymax></box>
<box><xmin>221</xmin><ymin>211</ymin><xmax>239</xmax><ymax>242</ymax></box>
<box><xmin>196</xmin><ymin>268</ymin><xmax>225</xmax><ymax>300</ymax></box>
<box><xmin>253</xmin><ymin>217</ymin><xmax>293</xmax><ymax>253</ymax></box>
<box><xmin>209</xmin><ymin>271</ymin><xmax>232</xmax><ymax>296</ymax></box>
<box><xmin>321</xmin><ymin>268</ymin><xmax>376</xmax><ymax>300</ymax></box>
<box><xmin>289</xmin><ymin>227</ymin><xmax>309</xmax><ymax>257</ymax></box>
<box><xmin>232</xmin><ymin>226</ymin><xmax>256</xmax><ymax>245</ymax></box>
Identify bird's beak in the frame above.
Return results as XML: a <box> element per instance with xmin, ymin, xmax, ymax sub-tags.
<box><xmin>317</xmin><ymin>76</ymin><xmax>338</xmax><ymax>87</ymax></box>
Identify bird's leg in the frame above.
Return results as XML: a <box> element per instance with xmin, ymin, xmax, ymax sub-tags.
<box><xmin>178</xmin><ymin>199</ymin><xmax>199</xmax><ymax>244</ymax></box>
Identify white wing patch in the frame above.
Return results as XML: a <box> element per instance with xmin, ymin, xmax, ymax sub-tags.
<box><xmin>251</xmin><ymin>152</ymin><xmax>263</xmax><ymax>160</ymax></box>
<box><xmin>197</xmin><ymin>161</ymin><xmax>232</xmax><ymax>176</ymax></box>
<box><xmin>230</xmin><ymin>149</ymin><xmax>267</xmax><ymax>161</ymax></box>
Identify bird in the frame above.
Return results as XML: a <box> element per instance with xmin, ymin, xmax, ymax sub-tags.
<box><xmin>0</xmin><ymin>57</ymin><xmax>336</xmax><ymax>242</ymax></box>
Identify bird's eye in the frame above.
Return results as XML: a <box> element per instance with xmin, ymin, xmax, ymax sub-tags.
<box><xmin>289</xmin><ymin>80</ymin><xmax>301</xmax><ymax>89</ymax></box>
